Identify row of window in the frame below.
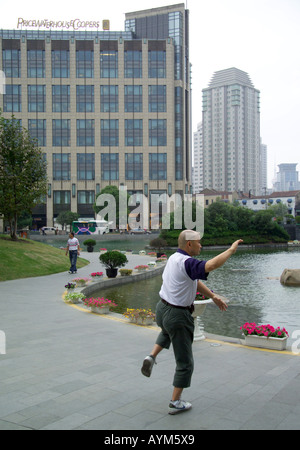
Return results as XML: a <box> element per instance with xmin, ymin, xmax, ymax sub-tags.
<box><xmin>3</xmin><ymin>84</ymin><xmax>167</xmax><ymax>113</ymax></box>
<box><xmin>51</xmin><ymin>153</ymin><xmax>168</xmax><ymax>181</ymax></box>
<box><xmin>15</xmin><ymin>119</ymin><xmax>168</xmax><ymax>147</ymax></box>
<box><xmin>2</xmin><ymin>48</ymin><xmax>166</xmax><ymax>79</ymax></box>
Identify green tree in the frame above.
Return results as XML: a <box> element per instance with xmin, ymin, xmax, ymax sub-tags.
<box><xmin>56</xmin><ymin>211</ymin><xmax>79</xmax><ymax>230</ymax></box>
<box><xmin>0</xmin><ymin>113</ymin><xmax>47</xmax><ymax>240</ymax></box>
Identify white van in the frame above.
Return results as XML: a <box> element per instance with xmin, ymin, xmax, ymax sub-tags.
<box><xmin>40</xmin><ymin>227</ymin><xmax>56</xmax><ymax>235</ymax></box>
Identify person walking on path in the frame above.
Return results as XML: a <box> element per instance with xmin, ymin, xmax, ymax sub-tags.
<box><xmin>141</xmin><ymin>229</ymin><xmax>243</xmax><ymax>415</ymax></box>
<box><xmin>65</xmin><ymin>232</ymin><xmax>80</xmax><ymax>274</ymax></box>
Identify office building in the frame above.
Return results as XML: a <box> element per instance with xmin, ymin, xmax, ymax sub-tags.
<box><xmin>202</xmin><ymin>67</ymin><xmax>261</xmax><ymax>195</ymax></box>
<box><xmin>273</xmin><ymin>163</ymin><xmax>300</xmax><ymax>192</ymax></box>
<box><xmin>0</xmin><ymin>3</ymin><xmax>191</xmax><ymax>228</ymax></box>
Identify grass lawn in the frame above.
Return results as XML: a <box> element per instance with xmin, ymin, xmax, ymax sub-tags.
<box><xmin>0</xmin><ymin>235</ymin><xmax>89</xmax><ymax>281</ymax></box>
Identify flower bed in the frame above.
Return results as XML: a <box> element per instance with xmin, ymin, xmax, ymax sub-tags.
<box><xmin>123</xmin><ymin>308</ymin><xmax>155</xmax><ymax>325</ymax></box>
<box><xmin>72</xmin><ymin>277</ymin><xmax>92</xmax><ymax>287</ymax></box>
<box><xmin>65</xmin><ymin>282</ymin><xmax>76</xmax><ymax>290</ymax></box>
<box><xmin>240</xmin><ymin>322</ymin><xmax>289</xmax><ymax>351</ymax></box>
<box><xmin>83</xmin><ymin>297</ymin><xmax>117</xmax><ymax>314</ymax></box>
<box><xmin>135</xmin><ymin>265</ymin><xmax>149</xmax><ymax>271</ymax></box>
<box><xmin>240</xmin><ymin>323</ymin><xmax>289</xmax><ymax>338</ymax></box>
<box><xmin>64</xmin><ymin>292</ymin><xmax>85</xmax><ymax>304</ymax></box>
<box><xmin>90</xmin><ymin>272</ymin><xmax>104</xmax><ymax>281</ymax></box>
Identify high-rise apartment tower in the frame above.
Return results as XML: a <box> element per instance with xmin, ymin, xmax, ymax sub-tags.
<box><xmin>202</xmin><ymin>68</ymin><xmax>261</xmax><ymax>195</ymax></box>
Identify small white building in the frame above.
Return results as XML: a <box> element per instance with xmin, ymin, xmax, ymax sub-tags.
<box><xmin>237</xmin><ymin>191</ymin><xmax>300</xmax><ymax>217</ymax></box>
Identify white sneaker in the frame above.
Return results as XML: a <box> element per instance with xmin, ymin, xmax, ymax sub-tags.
<box><xmin>168</xmin><ymin>399</ymin><xmax>192</xmax><ymax>415</ymax></box>
<box><xmin>141</xmin><ymin>355</ymin><xmax>156</xmax><ymax>377</ymax></box>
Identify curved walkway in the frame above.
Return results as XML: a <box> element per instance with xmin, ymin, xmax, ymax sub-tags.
<box><xmin>0</xmin><ymin>252</ymin><xmax>300</xmax><ymax>430</ymax></box>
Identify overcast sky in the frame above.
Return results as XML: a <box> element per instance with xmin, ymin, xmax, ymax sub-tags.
<box><xmin>1</xmin><ymin>0</ymin><xmax>299</xmax><ymax>188</ymax></box>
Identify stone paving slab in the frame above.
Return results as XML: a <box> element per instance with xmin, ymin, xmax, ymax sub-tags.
<box><xmin>0</xmin><ymin>251</ymin><xmax>299</xmax><ymax>431</ymax></box>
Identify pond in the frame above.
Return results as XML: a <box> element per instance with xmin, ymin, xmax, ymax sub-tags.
<box><xmin>93</xmin><ymin>247</ymin><xmax>300</xmax><ymax>342</ymax></box>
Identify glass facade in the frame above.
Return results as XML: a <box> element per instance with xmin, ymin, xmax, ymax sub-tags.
<box><xmin>3</xmin><ymin>84</ymin><xmax>21</xmax><ymax>112</ymax></box>
<box><xmin>0</xmin><ymin>4</ymin><xmax>191</xmax><ymax>226</ymax></box>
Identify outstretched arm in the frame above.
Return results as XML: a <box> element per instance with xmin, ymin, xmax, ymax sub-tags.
<box><xmin>205</xmin><ymin>239</ymin><xmax>243</xmax><ymax>273</ymax></box>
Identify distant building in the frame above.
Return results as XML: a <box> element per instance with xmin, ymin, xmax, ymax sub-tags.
<box><xmin>202</xmin><ymin>67</ymin><xmax>262</xmax><ymax>195</ymax></box>
<box><xmin>273</xmin><ymin>164</ymin><xmax>300</xmax><ymax>192</ymax></box>
<box><xmin>260</xmin><ymin>139</ymin><xmax>267</xmax><ymax>193</ymax></box>
<box><xmin>237</xmin><ymin>190</ymin><xmax>300</xmax><ymax>217</ymax></box>
<box><xmin>192</xmin><ymin>122</ymin><xmax>203</xmax><ymax>193</ymax></box>
<box><xmin>198</xmin><ymin>188</ymin><xmax>239</xmax><ymax>208</ymax></box>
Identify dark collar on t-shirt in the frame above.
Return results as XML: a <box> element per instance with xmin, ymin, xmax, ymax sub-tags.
<box><xmin>177</xmin><ymin>249</ymin><xmax>190</xmax><ymax>257</ymax></box>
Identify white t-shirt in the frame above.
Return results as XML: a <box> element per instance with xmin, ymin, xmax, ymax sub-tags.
<box><xmin>67</xmin><ymin>237</ymin><xmax>79</xmax><ymax>251</ymax></box>
<box><xmin>159</xmin><ymin>250</ymin><xmax>208</xmax><ymax>307</ymax></box>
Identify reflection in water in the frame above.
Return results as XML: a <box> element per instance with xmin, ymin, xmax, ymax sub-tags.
<box><xmin>93</xmin><ymin>248</ymin><xmax>300</xmax><ymax>341</ymax></box>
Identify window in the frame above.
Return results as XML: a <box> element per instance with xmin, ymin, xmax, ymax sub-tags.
<box><xmin>125</xmin><ymin>154</ymin><xmax>143</xmax><ymax>180</ymax></box>
<box><xmin>77</xmin><ymin>120</ymin><xmax>95</xmax><ymax>146</ymax></box>
<box><xmin>2</xmin><ymin>48</ymin><xmax>20</xmax><ymax>78</ymax></box>
<box><xmin>53</xmin><ymin>154</ymin><xmax>71</xmax><ymax>180</ymax></box>
<box><xmin>124</xmin><ymin>85</ymin><xmax>142</xmax><ymax>112</ymax></box>
<box><xmin>3</xmin><ymin>85</ymin><xmax>21</xmax><ymax>112</ymax></box>
<box><xmin>101</xmin><ymin>120</ymin><xmax>119</xmax><ymax>147</ymax></box>
<box><xmin>52</xmin><ymin>50</ymin><xmax>70</xmax><ymax>78</ymax></box>
<box><xmin>100</xmin><ymin>85</ymin><xmax>118</xmax><ymax>112</ymax></box>
<box><xmin>53</xmin><ymin>190</ymin><xmax>71</xmax><ymax>206</ymax></box>
<box><xmin>149</xmin><ymin>153</ymin><xmax>167</xmax><ymax>180</ymax></box>
<box><xmin>28</xmin><ymin>85</ymin><xmax>46</xmax><ymax>112</ymax></box>
<box><xmin>27</xmin><ymin>49</ymin><xmax>45</xmax><ymax>78</ymax></box>
<box><xmin>76</xmin><ymin>50</ymin><xmax>94</xmax><ymax>78</ymax></box>
<box><xmin>148</xmin><ymin>85</ymin><xmax>166</xmax><ymax>112</ymax></box>
<box><xmin>76</xmin><ymin>85</ymin><xmax>94</xmax><ymax>112</ymax></box>
<box><xmin>125</xmin><ymin>50</ymin><xmax>142</xmax><ymax>78</ymax></box>
<box><xmin>52</xmin><ymin>120</ymin><xmax>71</xmax><ymax>147</ymax></box>
<box><xmin>77</xmin><ymin>153</ymin><xmax>95</xmax><ymax>180</ymax></box>
<box><xmin>101</xmin><ymin>153</ymin><xmax>119</xmax><ymax>180</ymax></box>
<box><xmin>100</xmin><ymin>50</ymin><xmax>118</xmax><ymax>78</ymax></box>
<box><xmin>125</xmin><ymin>120</ymin><xmax>143</xmax><ymax>147</ymax></box>
<box><xmin>148</xmin><ymin>51</ymin><xmax>166</xmax><ymax>78</ymax></box>
<box><xmin>77</xmin><ymin>190</ymin><xmax>95</xmax><ymax>205</ymax></box>
<box><xmin>52</xmin><ymin>85</ymin><xmax>70</xmax><ymax>112</ymax></box>
<box><xmin>149</xmin><ymin>119</ymin><xmax>167</xmax><ymax>146</ymax></box>
<box><xmin>28</xmin><ymin>119</ymin><xmax>46</xmax><ymax>147</ymax></box>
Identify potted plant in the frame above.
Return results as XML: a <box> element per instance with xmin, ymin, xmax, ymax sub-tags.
<box><xmin>240</xmin><ymin>322</ymin><xmax>289</xmax><ymax>351</ymax></box>
<box><xmin>119</xmin><ymin>269</ymin><xmax>133</xmax><ymax>277</ymax></box>
<box><xmin>135</xmin><ymin>265</ymin><xmax>149</xmax><ymax>272</ymax></box>
<box><xmin>72</xmin><ymin>277</ymin><xmax>92</xmax><ymax>287</ymax></box>
<box><xmin>65</xmin><ymin>282</ymin><xmax>76</xmax><ymax>290</ymax></box>
<box><xmin>90</xmin><ymin>272</ymin><xmax>104</xmax><ymax>281</ymax></box>
<box><xmin>150</xmin><ymin>237</ymin><xmax>167</xmax><ymax>258</ymax></box>
<box><xmin>123</xmin><ymin>308</ymin><xmax>156</xmax><ymax>326</ymax></box>
<box><xmin>99</xmin><ymin>251</ymin><xmax>128</xmax><ymax>278</ymax></box>
<box><xmin>64</xmin><ymin>292</ymin><xmax>85</xmax><ymax>304</ymax></box>
<box><xmin>83</xmin><ymin>297</ymin><xmax>117</xmax><ymax>314</ymax></box>
<box><xmin>83</xmin><ymin>238</ymin><xmax>96</xmax><ymax>253</ymax></box>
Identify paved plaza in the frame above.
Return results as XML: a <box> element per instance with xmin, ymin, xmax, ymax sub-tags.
<box><xmin>0</xmin><ymin>251</ymin><xmax>299</xmax><ymax>430</ymax></box>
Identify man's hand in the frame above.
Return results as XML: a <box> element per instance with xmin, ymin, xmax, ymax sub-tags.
<box><xmin>230</xmin><ymin>239</ymin><xmax>243</xmax><ymax>254</ymax></box>
<box><xmin>212</xmin><ymin>294</ymin><xmax>228</xmax><ymax>312</ymax></box>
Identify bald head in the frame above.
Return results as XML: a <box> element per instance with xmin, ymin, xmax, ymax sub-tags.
<box><xmin>178</xmin><ymin>230</ymin><xmax>201</xmax><ymax>250</ymax></box>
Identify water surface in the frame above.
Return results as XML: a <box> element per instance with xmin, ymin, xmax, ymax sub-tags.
<box><xmin>94</xmin><ymin>247</ymin><xmax>300</xmax><ymax>342</ymax></box>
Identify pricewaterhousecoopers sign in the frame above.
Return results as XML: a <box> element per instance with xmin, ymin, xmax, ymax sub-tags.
<box><xmin>17</xmin><ymin>18</ymin><xmax>109</xmax><ymax>30</ymax></box>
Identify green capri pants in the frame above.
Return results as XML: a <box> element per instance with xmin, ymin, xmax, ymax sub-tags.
<box><xmin>155</xmin><ymin>299</ymin><xmax>195</xmax><ymax>389</ymax></box>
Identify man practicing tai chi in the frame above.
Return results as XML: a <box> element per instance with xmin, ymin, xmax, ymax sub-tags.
<box><xmin>141</xmin><ymin>229</ymin><xmax>243</xmax><ymax>415</ymax></box>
